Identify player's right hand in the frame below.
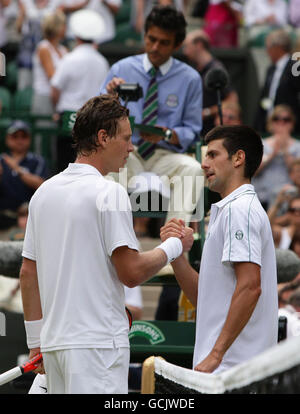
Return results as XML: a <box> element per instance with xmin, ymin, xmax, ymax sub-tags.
<box><xmin>160</xmin><ymin>218</ymin><xmax>185</xmax><ymax>242</ymax></box>
<box><xmin>106</xmin><ymin>77</ymin><xmax>126</xmax><ymax>94</ymax></box>
<box><xmin>29</xmin><ymin>348</ymin><xmax>45</xmax><ymax>375</ymax></box>
<box><xmin>160</xmin><ymin>219</ymin><xmax>194</xmax><ymax>252</ymax></box>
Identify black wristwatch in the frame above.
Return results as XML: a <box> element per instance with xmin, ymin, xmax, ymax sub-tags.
<box><xmin>164</xmin><ymin>128</ymin><xmax>172</xmax><ymax>141</ymax></box>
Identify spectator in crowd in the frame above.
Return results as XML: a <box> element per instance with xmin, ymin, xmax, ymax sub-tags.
<box><xmin>58</xmin><ymin>0</ymin><xmax>121</xmax><ymax>45</ymax></box>
<box><xmin>279</xmin><ymin>280</ymin><xmax>300</xmax><ymax>307</ymax></box>
<box><xmin>288</xmin><ymin>287</ymin><xmax>300</xmax><ymax>311</ymax></box>
<box><xmin>243</xmin><ymin>0</ymin><xmax>288</xmax><ymax>30</ymax></box>
<box><xmin>255</xmin><ymin>29</ymin><xmax>300</xmax><ymax>135</ymax></box>
<box><xmin>214</xmin><ymin>101</ymin><xmax>242</xmax><ymax>126</ymax></box>
<box><xmin>269</xmin><ymin>196</ymin><xmax>300</xmax><ymax>249</ymax></box>
<box><xmin>183</xmin><ymin>28</ymin><xmax>239</xmax><ymax>136</ymax></box>
<box><xmin>9</xmin><ymin>201</ymin><xmax>28</xmax><ymax>240</ymax></box>
<box><xmin>0</xmin><ymin>120</ymin><xmax>49</xmax><ymax>231</ymax></box>
<box><xmin>289</xmin><ymin>0</ymin><xmax>300</xmax><ymax>30</ymax></box>
<box><xmin>0</xmin><ymin>201</ymin><xmax>29</xmax><ymax>311</ymax></box>
<box><xmin>266</xmin><ymin>158</ymin><xmax>300</xmax><ymax>228</ymax></box>
<box><xmin>267</xmin><ymin>182</ymin><xmax>299</xmax><ymax>228</ymax></box>
<box><xmin>15</xmin><ymin>0</ymin><xmax>58</xmax><ymax>90</ymax></box>
<box><xmin>31</xmin><ymin>10</ymin><xmax>68</xmax><ymax>119</ymax></box>
<box><xmin>85</xmin><ymin>0</ymin><xmax>122</xmax><ymax>44</ymax></box>
<box><xmin>100</xmin><ymin>5</ymin><xmax>203</xmax><ymax>228</ymax></box>
<box><xmin>51</xmin><ymin>9</ymin><xmax>109</xmax><ymax>171</ymax></box>
<box><xmin>276</xmin><ymin>248</ymin><xmax>300</xmax><ymax>339</ymax></box>
<box><xmin>290</xmin><ymin>229</ymin><xmax>300</xmax><ymax>259</ymax></box>
<box><xmin>55</xmin><ymin>0</ymin><xmax>89</xmax><ymax>44</ymax></box>
<box><xmin>0</xmin><ymin>0</ymin><xmax>11</xmax><ymax>51</ymax></box>
<box><xmin>252</xmin><ymin>104</ymin><xmax>300</xmax><ymax>211</ymax></box>
<box><xmin>288</xmin><ymin>159</ymin><xmax>300</xmax><ymax>196</ymax></box>
<box><xmin>202</xmin><ymin>0</ymin><xmax>243</xmax><ymax>48</ymax></box>
<box><xmin>276</xmin><ymin>248</ymin><xmax>300</xmax><ymax>293</ymax></box>
<box><xmin>131</xmin><ymin>0</ymin><xmax>188</xmax><ymax>35</ymax></box>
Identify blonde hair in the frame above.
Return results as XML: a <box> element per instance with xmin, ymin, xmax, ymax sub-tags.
<box><xmin>42</xmin><ymin>10</ymin><xmax>66</xmax><ymax>40</ymax></box>
<box><xmin>266</xmin><ymin>104</ymin><xmax>296</xmax><ymax>133</ymax></box>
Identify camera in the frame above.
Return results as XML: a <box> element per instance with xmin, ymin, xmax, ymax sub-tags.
<box><xmin>115</xmin><ymin>83</ymin><xmax>143</xmax><ymax>106</ymax></box>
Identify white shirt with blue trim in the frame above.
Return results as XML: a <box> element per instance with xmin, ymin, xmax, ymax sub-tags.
<box><xmin>193</xmin><ymin>184</ymin><xmax>278</xmax><ymax>373</ymax></box>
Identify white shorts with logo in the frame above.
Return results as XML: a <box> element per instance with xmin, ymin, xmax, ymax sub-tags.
<box><xmin>42</xmin><ymin>347</ymin><xmax>130</xmax><ymax>394</ymax></box>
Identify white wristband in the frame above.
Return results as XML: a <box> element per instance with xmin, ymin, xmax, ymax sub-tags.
<box><xmin>156</xmin><ymin>237</ymin><xmax>183</xmax><ymax>264</ymax></box>
<box><xmin>24</xmin><ymin>319</ymin><xmax>43</xmax><ymax>349</ymax></box>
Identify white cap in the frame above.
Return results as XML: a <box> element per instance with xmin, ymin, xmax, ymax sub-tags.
<box><xmin>69</xmin><ymin>10</ymin><xmax>105</xmax><ymax>43</ymax></box>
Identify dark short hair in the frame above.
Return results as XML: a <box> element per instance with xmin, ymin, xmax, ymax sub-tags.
<box><xmin>72</xmin><ymin>95</ymin><xmax>129</xmax><ymax>156</ymax></box>
<box><xmin>145</xmin><ymin>5</ymin><xmax>186</xmax><ymax>47</ymax></box>
<box><xmin>204</xmin><ymin>125</ymin><xmax>263</xmax><ymax>179</ymax></box>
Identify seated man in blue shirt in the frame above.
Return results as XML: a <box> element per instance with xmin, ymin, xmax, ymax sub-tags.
<box><xmin>100</xmin><ymin>5</ymin><xmax>203</xmax><ymax>230</ymax></box>
<box><xmin>0</xmin><ymin>120</ymin><xmax>49</xmax><ymax>230</ymax></box>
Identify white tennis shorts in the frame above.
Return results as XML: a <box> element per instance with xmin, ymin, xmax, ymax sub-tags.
<box><xmin>42</xmin><ymin>347</ymin><xmax>130</xmax><ymax>394</ymax></box>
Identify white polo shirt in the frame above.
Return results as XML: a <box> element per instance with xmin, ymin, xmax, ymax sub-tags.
<box><xmin>193</xmin><ymin>184</ymin><xmax>278</xmax><ymax>373</ymax></box>
<box><xmin>22</xmin><ymin>163</ymin><xmax>139</xmax><ymax>352</ymax></box>
<box><xmin>51</xmin><ymin>44</ymin><xmax>109</xmax><ymax>113</ymax></box>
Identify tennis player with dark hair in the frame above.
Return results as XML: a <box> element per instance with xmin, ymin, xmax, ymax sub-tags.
<box><xmin>161</xmin><ymin>125</ymin><xmax>278</xmax><ymax>374</ymax></box>
<box><xmin>19</xmin><ymin>94</ymin><xmax>194</xmax><ymax>394</ymax></box>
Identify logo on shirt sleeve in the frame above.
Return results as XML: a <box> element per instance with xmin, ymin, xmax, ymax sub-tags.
<box><xmin>235</xmin><ymin>230</ymin><xmax>244</xmax><ymax>240</ymax></box>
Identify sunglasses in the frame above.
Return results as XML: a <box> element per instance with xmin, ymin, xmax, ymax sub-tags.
<box><xmin>289</xmin><ymin>207</ymin><xmax>300</xmax><ymax>213</ymax></box>
<box><xmin>272</xmin><ymin>116</ymin><xmax>292</xmax><ymax>123</ymax></box>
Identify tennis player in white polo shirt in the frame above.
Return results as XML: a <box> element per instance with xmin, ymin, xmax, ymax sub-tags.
<box><xmin>19</xmin><ymin>95</ymin><xmax>194</xmax><ymax>394</ymax></box>
<box><xmin>161</xmin><ymin>125</ymin><xmax>278</xmax><ymax>374</ymax></box>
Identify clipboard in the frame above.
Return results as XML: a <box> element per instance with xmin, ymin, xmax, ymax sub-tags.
<box><xmin>134</xmin><ymin>123</ymin><xmax>166</xmax><ymax>137</ymax></box>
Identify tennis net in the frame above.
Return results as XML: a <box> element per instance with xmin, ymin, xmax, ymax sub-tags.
<box><xmin>154</xmin><ymin>336</ymin><xmax>300</xmax><ymax>394</ymax></box>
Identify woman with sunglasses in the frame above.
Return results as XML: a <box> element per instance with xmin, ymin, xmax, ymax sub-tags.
<box><xmin>252</xmin><ymin>104</ymin><xmax>300</xmax><ymax>210</ymax></box>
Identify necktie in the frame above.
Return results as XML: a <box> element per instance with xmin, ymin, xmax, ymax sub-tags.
<box><xmin>137</xmin><ymin>67</ymin><xmax>158</xmax><ymax>160</ymax></box>
<box><xmin>267</xmin><ymin>64</ymin><xmax>276</xmax><ymax>95</ymax></box>
<box><xmin>267</xmin><ymin>64</ymin><xmax>278</xmax><ymax>114</ymax></box>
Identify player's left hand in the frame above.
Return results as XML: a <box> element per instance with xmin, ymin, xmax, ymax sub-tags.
<box><xmin>194</xmin><ymin>351</ymin><xmax>222</xmax><ymax>373</ymax></box>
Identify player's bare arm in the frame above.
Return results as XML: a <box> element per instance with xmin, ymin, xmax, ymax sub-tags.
<box><xmin>20</xmin><ymin>258</ymin><xmax>42</xmax><ymax>322</ymax></box>
<box><xmin>19</xmin><ymin>258</ymin><xmax>44</xmax><ymax>374</ymax></box>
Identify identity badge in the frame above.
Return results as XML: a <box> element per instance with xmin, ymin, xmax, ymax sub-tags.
<box><xmin>166</xmin><ymin>94</ymin><xmax>178</xmax><ymax>107</ymax></box>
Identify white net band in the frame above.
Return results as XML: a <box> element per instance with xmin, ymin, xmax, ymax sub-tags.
<box><xmin>154</xmin><ymin>335</ymin><xmax>300</xmax><ymax>394</ymax></box>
